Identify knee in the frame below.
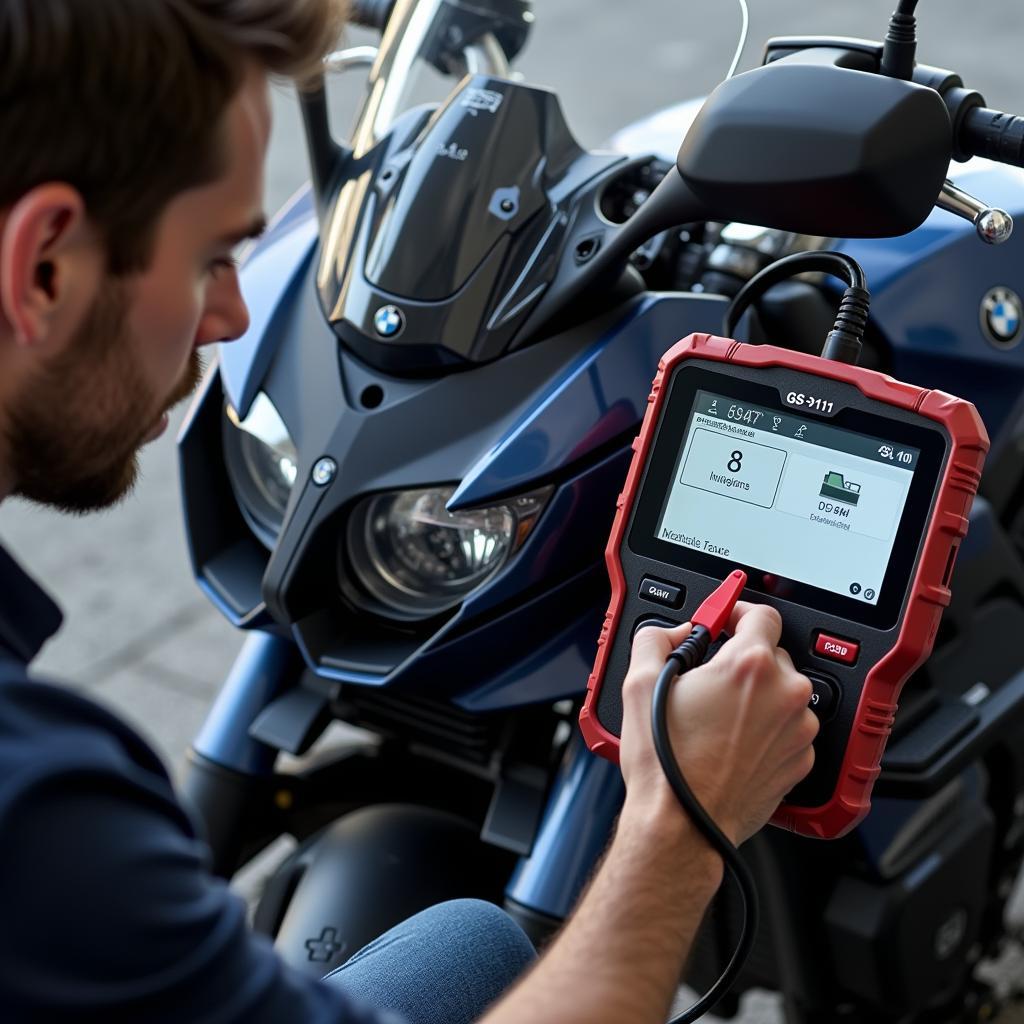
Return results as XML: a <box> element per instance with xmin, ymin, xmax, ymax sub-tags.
<box><xmin>416</xmin><ymin>899</ymin><xmax>535</xmax><ymax>979</ymax></box>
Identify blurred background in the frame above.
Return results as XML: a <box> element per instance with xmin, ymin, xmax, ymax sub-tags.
<box><xmin>1</xmin><ymin>3</ymin><xmax>1023</xmax><ymax>1016</ymax></box>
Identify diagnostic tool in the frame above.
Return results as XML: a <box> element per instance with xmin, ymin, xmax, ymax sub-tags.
<box><xmin>580</xmin><ymin>332</ymin><xmax>988</xmax><ymax>839</ymax></box>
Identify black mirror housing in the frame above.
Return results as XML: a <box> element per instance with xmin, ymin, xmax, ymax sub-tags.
<box><xmin>676</xmin><ymin>61</ymin><xmax>952</xmax><ymax>238</ymax></box>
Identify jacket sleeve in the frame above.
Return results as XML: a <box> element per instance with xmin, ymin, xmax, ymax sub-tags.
<box><xmin>0</xmin><ymin>752</ymin><xmax>405</xmax><ymax>1024</ymax></box>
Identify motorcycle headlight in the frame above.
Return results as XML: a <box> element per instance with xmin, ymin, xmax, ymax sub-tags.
<box><xmin>345</xmin><ymin>485</ymin><xmax>552</xmax><ymax>619</ymax></box>
<box><xmin>222</xmin><ymin>393</ymin><xmax>299</xmax><ymax>547</ymax></box>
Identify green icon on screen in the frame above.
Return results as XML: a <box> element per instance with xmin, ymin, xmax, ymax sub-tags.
<box><xmin>820</xmin><ymin>471</ymin><xmax>861</xmax><ymax>506</ymax></box>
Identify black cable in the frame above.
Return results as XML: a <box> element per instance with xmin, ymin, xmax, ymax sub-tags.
<box><xmin>653</xmin><ymin>626</ymin><xmax>761</xmax><ymax>1024</ymax></box>
<box><xmin>722</xmin><ymin>250</ymin><xmax>870</xmax><ymax>366</ymax></box>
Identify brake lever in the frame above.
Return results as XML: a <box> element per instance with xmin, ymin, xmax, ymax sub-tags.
<box><xmin>937</xmin><ymin>178</ymin><xmax>1013</xmax><ymax>244</ymax></box>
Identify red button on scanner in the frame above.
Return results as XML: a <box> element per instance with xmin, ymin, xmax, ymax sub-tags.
<box><xmin>814</xmin><ymin>632</ymin><xmax>859</xmax><ymax>666</ymax></box>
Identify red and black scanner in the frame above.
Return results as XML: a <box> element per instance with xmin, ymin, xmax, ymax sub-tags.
<box><xmin>580</xmin><ymin>333</ymin><xmax>989</xmax><ymax>839</ymax></box>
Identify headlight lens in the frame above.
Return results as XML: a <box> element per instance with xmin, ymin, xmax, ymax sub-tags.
<box><xmin>223</xmin><ymin>393</ymin><xmax>299</xmax><ymax>547</ymax></box>
<box><xmin>346</xmin><ymin>485</ymin><xmax>552</xmax><ymax>619</ymax></box>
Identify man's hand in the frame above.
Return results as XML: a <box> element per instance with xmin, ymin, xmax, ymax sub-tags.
<box><xmin>482</xmin><ymin>601</ymin><xmax>817</xmax><ymax>1024</ymax></box>
<box><xmin>619</xmin><ymin>602</ymin><xmax>818</xmax><ymax>846</ymax></box>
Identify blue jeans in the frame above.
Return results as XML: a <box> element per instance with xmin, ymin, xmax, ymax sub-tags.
<box><xmin>323</xmin><ymin>899</ymin><xmax>536</xmax><ymax>1024</ymax></box>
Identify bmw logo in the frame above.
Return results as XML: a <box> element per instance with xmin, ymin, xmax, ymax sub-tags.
<box><xmin>980</xmin><ymin>286</ymin><xmax>1023</xmax><ymax>348</ymax></box>
<box><xmin>373</xmin><ymin>304</ymin><xmax>405</xmax><ymax>339</ymax></box>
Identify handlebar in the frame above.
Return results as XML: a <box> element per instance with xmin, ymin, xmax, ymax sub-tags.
<box><xmin>961</xmin><ymin>105</ymin><xmax>1024</xmax><ymax>169</ymax></box>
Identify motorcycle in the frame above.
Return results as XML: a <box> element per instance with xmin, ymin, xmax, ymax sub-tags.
<box><xmin>178</xmin><ymin>1</ymin><xmax>1024</xmax><ymax>1019</ymax></box>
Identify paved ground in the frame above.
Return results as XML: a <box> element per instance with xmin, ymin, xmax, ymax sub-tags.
<box><xmin>2</xmin><ymin>3</ymin><xmax>1023</xmax><ymax>1020</ymax></box>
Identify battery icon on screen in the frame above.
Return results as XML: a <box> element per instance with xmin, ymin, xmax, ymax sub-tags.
<box><xmin>820</xmin><ymin>471</ymin><xmax>861</xmax><ymax>506</ymax></box>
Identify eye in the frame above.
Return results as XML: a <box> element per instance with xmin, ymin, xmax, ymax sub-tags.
<box><xmin>208</xmin><ymin>255</ymin><xmax>239</xmax><ymax>277</ymax></box>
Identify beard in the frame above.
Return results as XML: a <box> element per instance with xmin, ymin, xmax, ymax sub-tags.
<box><xmin>4</xmin><ymin>279</ymin><xmax>203</xmax><ymax>513</ymax></box>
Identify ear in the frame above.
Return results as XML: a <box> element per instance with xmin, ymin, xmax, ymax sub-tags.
<box><xmin>0</xmin><ymin>184</ymin><xmax>101</xmax><ymax>348</ymax></box>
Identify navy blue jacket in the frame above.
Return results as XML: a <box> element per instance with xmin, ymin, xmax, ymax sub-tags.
<box><xmin>0</xmin><ymin>544</ymin><xmax>396</xmax><ymax>1022</ymax></box>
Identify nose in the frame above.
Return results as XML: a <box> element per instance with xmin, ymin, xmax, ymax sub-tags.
<box><xmin>195</xmin><ymin>271</ymin><xmax>251</xmax><ymax>346</ymax></box>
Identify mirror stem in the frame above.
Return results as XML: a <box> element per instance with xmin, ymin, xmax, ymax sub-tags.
<box><xmin>593</xmin><ymin>167</ymin><xmax>708</xmax><ymax>276</ymax></box>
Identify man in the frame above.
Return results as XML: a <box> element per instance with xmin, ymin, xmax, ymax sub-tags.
<box><xmin>0</xmin><ymin>2</ymin><xmax>818</xmax><ymax>1022</ymax></box>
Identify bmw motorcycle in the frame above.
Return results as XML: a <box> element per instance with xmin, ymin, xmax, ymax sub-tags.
<box><xmin>178</xmin><ymin>1</ymin><xmax>1024</xmax><ymax>1020</ymax></box>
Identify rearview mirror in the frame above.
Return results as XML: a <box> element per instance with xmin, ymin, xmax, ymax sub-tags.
<box><xmin>676</xmin><ymin>60</ymin><xmax>952</xmax><ymax>237</ymax></box>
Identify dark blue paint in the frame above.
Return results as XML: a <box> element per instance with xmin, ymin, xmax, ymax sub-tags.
<box><xmin>192</xmin><ymin>631</ymin><xmax>299</xmax><ymax>774</ymax></box>
<box><xmin>835</xmin><ymin>162</ymin><xmax>1024</xmax><ymax>447</ymax></box>
<box><xmin>506</xmin><ymin>733</ymin><xmax>624</xmax><ymax>919</ymax></box>
<box><xmin>218</xmin><ymin>217</ymin><xmax>318</xmax><ymax>419</ymax></box>
<box><xmin>449</xmin><ymin>294</ymin><xmax>729</xmax><ymax>510</ymax></box>
<box><xmin>186</xmin><ymin>93</ymin><xmax>1024</xmax><ymax>930</ymax></box>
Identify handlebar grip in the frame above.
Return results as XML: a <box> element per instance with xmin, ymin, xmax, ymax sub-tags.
<box><xmin>349</xmin><ymin>0</ymin><xmax>396</xmax><ymax>30</ymax></box>
<box><xmin>961</xmin><ymin>105</ymin><xmax>1024</xmax><ymax>168</ymax></box>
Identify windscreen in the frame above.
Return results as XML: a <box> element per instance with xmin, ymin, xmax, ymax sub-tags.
<box><xmin>656</xmin><ymin>390</ymin><xmax>920</xmax><ymax>605</ymax></box>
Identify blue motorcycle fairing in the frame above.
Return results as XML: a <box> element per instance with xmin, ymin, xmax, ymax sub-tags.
<box><xmin>295</xmin><ymin>449</ymin><xmax>634</xmax><ymax>704</ymax></box>
<box><xmin>447</xmin><ymin>292</ymin><xmax>731</xmax><ymax>510</ymax></box>
<box><xmin>184</xmin><ymin>241</ymin><xmax>731</xmax><ymax>703</ymax></box>
<box><xmin>219</xmin><ymin>212</ymin><xmax>317</xmax><ymax>421</ymax></box>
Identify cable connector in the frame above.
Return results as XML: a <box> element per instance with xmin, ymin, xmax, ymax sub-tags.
<box><xmin>879</xmin><ymin>1</ymin><xmax>919</xmax><ymax>81</ymax></box>
<box><xmin>693</xmin><ymin>569</ymin><xmax>747</xmax><ymax>638</ymax></box>
<box><xmin>722</xmin><ymin>251</ymin><xmax>869</xmax><ymax>362</ymax></box>
<box><xmin>667</xmin><ymin>570</ymin><xmax>747</xmax><ymax>671</ymax></box>
<box><xmin>821</xmin><ymin>285</ymin><xmax>870</xmax><ymax>364</ymax></box>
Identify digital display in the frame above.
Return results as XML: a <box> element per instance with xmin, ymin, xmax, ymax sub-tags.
<box><xmin>656</xmin><ymin>391</ymin><xmax>921</xmax><ymax>605</ymax></box>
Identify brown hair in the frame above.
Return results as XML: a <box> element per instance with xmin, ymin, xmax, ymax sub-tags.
<box><xmin>0</xmin><ymin>0</ymin><xmax>346</xmax><ymax>273</ymax></box>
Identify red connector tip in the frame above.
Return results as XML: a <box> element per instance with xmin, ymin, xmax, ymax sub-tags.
<box><xmin>691</xmin><ymin>570</ymin><xmax>748</xmax><ymax>640</ymax></box>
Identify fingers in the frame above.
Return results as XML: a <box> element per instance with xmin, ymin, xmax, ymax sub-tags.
<box><xmin>622</xmin><ymin>621</ymin><xmax>693</xmax><ymax>718</ymax></box>
<box><xmin>713</xmin><ymin>604</ymin><xmax>783</xmax><ymax>685</ymax></box>
<box><xmin>773</xmin><ymin>646</ymin><xmax>814</xmax><ymax>706</ymax></box>
<box><xmin>619</xmin><ymin>591</ymin><xmax>822</xmax><ymax>842</ymax></box>
<box><xmin>774</xmin><ymin>643</ymin><xmax>796</xmax><ymax>672</ymax></box>
<box><xmin>728</xmin><ymin>601</ymin><xmax>783</xmax><ymax>647</ymax></box>
<box><xmin>775</xmin><ymin>740</ymin><xmax>817</xmax><ymax>797</ymax></box>
<box><xmin>629</xmin><ymin>620</ymin><xmax>692</xmax><ymax>675</ymax></box>
<box><xmin>629</xmin><ymin>601</ymin><xmax>778</xmax><ymax>655</ymax></box>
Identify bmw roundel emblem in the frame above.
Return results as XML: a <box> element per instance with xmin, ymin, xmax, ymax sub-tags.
<box><xmin>373</xmin><ymin>304</ymin><xmax>405</xmax><ymax>339</ymax></box>
<box><xmin>980</xmin><ymin>286</ymin><xmax>1023</xmax><ymax>348</ymax></box>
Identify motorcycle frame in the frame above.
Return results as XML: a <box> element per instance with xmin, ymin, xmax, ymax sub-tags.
<box><xmin>179</xmin><ymin>6</ymin><xmax>1024</xmax><ymax>1019</ymax></box>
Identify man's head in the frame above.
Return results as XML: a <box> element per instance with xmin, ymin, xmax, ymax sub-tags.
<box><xmin>0</xmin><ymin>0</ymin><xmax>345</xmax><ymax>512</ymax></box>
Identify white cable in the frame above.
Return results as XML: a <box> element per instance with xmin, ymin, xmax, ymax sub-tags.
<box><xmin>725</xmin><ymin>0</ymin><xmax>750</xmax><ymax>80</ymax></box>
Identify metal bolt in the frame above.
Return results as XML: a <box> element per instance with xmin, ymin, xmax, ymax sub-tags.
<box><xmin>500</xmin><ymin>198</ymin><xmax>515</xmax><ymax>213</ymax></box>
<box><xmin>312</xmin><ymin>457</ymin><xmax>337</xmax><ymax>486</ymax></box>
